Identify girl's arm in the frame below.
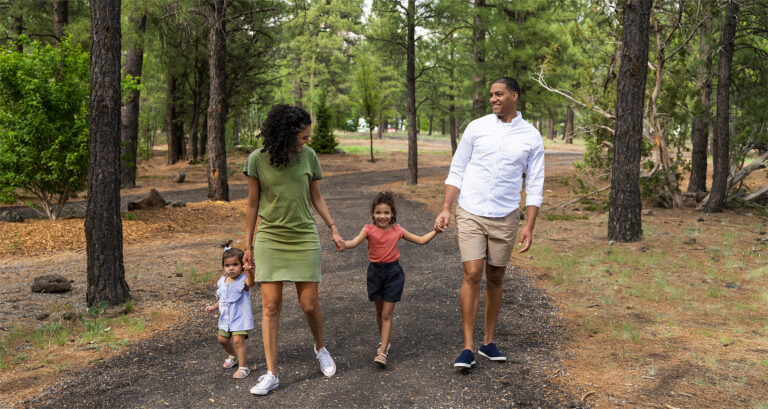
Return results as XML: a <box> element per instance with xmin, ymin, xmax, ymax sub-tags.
<box><xmin>205</xmin><ymin>300</ymin><xmax>219</xmax><ymax>315</ymax></box>
<box><xmin>309</xmin><ymin>180</ymin><xmax>343</xmax><ymax>250</ymax></box>
<box><xmin>401</xmin><ymin>227</ymin><xmax>439</xmax><ymax>245</ymax></box>
<box><xmin>244</xmin><ymin>176</ymin><xmax>260</xmax><ymax>269</ymax></box>
<box><xmin>343</xmin><ymin>228</ymin><xmax>368</xmax><ymax>249</ymax></box>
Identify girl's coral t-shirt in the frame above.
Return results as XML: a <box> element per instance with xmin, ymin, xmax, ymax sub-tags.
<box><xmin>364</xmin><ymin>224</ymin><xmax>404</xmax><ymax>263</ymax></box>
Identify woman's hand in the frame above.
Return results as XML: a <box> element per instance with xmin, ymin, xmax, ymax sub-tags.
<box><xmin>243</xmin><ymin>248</ymin><xmax>254</xmax><ymax>270</ymax></box>
<box><xmin>331</xmin><ymin>226</ymin><xmax>344</xmax><ymax>251</ymax></box>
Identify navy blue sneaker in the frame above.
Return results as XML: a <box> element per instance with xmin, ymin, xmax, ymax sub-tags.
<box><xmin>453</xmin><ymin>349</ymin><xmax>476</xmax><ymax>368</ymax></box>
<box><xmin>478</xmin><ymin>343</ymin><xmax>507</xmax><ymax>361</ymax></box>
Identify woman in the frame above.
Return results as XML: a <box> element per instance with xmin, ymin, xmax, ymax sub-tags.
<box><xmin>242</xmin><ymin>105</ymin><xmax>343</xmax><ymax>396</ymax></box>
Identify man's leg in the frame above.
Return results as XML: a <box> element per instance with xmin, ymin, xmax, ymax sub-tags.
<box><xmin>483</xmin><ymin>263</ymin><xmax>507</xmax><ymax>345</ymax></box>
<box><xmin>460</xmin><ymin>259</ymin><xmax>486</xmax><ymax>351</ymax></box>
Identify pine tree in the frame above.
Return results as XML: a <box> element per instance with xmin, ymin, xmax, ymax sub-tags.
<box><xmin>310</xmin><ymin>86</ymin><xmax>338</xmax><ymax>154</ymax></box>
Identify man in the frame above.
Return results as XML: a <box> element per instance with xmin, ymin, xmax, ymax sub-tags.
<box><xmin>434</xmin><ymin>77</ymin><xmax>545</xmax><ymax>369</ymax></box>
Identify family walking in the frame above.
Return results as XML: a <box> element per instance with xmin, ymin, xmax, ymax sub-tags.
<box><xmin>205</xmin><ymin>77</ymin><xmax>545</xmax><ymax>396</ymax></box>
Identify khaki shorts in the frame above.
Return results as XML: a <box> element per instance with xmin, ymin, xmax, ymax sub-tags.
<box><xmin>455</xmin><ymin>205</ymin><xmax>520</xmax><ymax>266</ymax></box>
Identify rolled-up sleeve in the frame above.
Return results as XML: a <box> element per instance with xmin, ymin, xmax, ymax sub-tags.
<box><xmin>444</xmin><ymin>127</ymin><xmax>474</xmax><ymax>189</ymax></box>
<box><xmin>524</xmin><ymin>142</ymin><xmax>545</xmax><ymax>208</ymax></box>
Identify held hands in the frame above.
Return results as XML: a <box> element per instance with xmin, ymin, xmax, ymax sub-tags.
<box><xmin>434</xmin><ymin>210</ymin><xmax>450</xmax><ymax>233</ymax></box>
<box><xmin>330</xmin><ymin>227</ymin><xmax>344</xmax><ymax>251</ymax></box>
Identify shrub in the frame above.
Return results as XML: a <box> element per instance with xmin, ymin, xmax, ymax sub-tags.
<box><xmin>309</xmin><ymin>85</ymin><xmax>338</xmax><ymax>153</ymax></box>
<box><xmin>0</xmin><ymin>36</ymin><xmax>89</xmax><ymax>219</ymax></box>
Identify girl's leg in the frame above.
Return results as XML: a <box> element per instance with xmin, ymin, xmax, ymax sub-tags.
<box><xmin>295</xmin><ymin>282</ymin><xmax>324</xmax><ymax>350</ymax></box>
<box><xmin>232</xmin><ymin>334</ymin><xmax>247</xmax><ymax>368</ymax></box>
<box><xmin>218</xmin><ymin>334</ymin><xmax>235</xmax><ymax>356</ymax></box>
<box><xmin>261</xmin><ymin>282</ymin><xmax>283</xmax><ymax>375</ymax></box>
<box><xmin>374</xmin><ymin>300</ymin><xmax>384</xmax><ymax>335</ymax></box>
<box><xmin>378</xmin><ymin>301</ymin><xmax>395</xmax><ymax>354</ymax></box>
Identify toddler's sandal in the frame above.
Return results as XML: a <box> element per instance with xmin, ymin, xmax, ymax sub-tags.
<box><xmin>223</xmin><ymin>356</ymin><xmax>238</xmax><ymax>369</ymax></box>
<box><xmin>233</xmin><ymin>367</ymin><xmax>250</xmax><ymax>379</ymax></box>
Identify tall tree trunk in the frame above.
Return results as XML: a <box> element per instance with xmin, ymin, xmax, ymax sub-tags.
<box><xmin>427</xmin><ymin>114</ymin><xmax>433</xmax><ymax>136</ymax></box>
<box><xmin>86</xmin><ymin>0</ymin><xmax>130</xmax><ymax>307</ymax></box>
<box><xmin>294</xmin><ymin>79</ymin><xmax>303</xmax><ymax>108</ymax></box>
<box><xmin>564</xmin><ymin>105</ymin><xmax>574</xmax><ymax>144</ymax></box>
<box><xmin>705</xmin><ymin>0</ymin><xmax>739</xmax><ymax>213</ymax></box>
<box><xmin>377</xmin><ymin>109</ymin><xmax>383</xmax><ymax>139</ymax></box>
<box><xmin>405</xmin><ymin>0</ymin><xmax>418</xmax><ymax>185</ymax></box>
<box><xmin>200</xmin><ymin>111</ymin><xmax>208</xmax><ymax>157</ymax></box>
<box><xmin>53</xmin><ymin>0</ymin><xmax>68</xmax><ymax>45</ymax></box>
<box><xmin>166</xmin><ymin>75</ymin><xmax>182</xmax><ymax>164</ymax></box>
<box><xmin>441</xmin><ymin>118</ymin><xmax>445</xmax><ymax>135</ymax></box>
<box><xmin>369</xmin><ymin>128</ymin><xmax>375</xmax><ymax>163</ymax></box>
<box><xmin>189</xmin><ymin>38</ymin><xmax>205</xmax><ymax>161</ymax></box>
<box><xmin>206</xmin><ymin>0</ymin><xmax>229</xmax><ymax>201</ymax></box>
<box><xmin>546</xmin><ymin>115</ymin><xmax>554</xmax><ymax>140</ymax></box>
<box><xmin>608</xmin><ymin>0</ymin><xmax>652</xmax><ymax>242</ymax></box>
<box><xmin>12</xmin><ymin>14</ymin><xmax>23</xmax><ymax>52</ymax></box>
<box><xmin>688</xmin><ymin>11</ymin><xmax>712</xmax><ymax>194</ymax></box>
<box><xmin>449</xmin><ymin>97</ymin><xmax>458</xmax><ymax>155</ymax></box>
<box><xmin>471</xmin><ymin>0</ymin><xmax>486</xmax><ymax>117</ymax></box>
<box><xmin>120</xmin><ymin>13</ymin><xmax>146</xmax><ymax>188</ymax></box>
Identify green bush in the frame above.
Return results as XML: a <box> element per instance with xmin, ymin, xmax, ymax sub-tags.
<box><xmin>0</xmin><ymin>36</ymin><xmax>89</xmax><ymax>219</ymax></box>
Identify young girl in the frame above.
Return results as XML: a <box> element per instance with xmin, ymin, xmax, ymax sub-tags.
<box><xmin>205</xmin><ymin>247</ymin><xmax>255</xmax><ymax>379</ymax></box>
<box><xmin>343</xmin><ymin>191</ymin><xmax>440</xmax><ymax>367</ymax></box>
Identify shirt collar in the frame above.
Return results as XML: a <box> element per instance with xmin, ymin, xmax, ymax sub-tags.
<box><xmin>495</xmin><ymin>111</ymin><xmax>522</xmax><ymax>126</ymax></box>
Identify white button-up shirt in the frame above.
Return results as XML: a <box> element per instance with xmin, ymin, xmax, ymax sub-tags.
<box><xmin>445</xmin><ymin>112</ymin><xmax>545</xmax><ymax>218</ymax></box>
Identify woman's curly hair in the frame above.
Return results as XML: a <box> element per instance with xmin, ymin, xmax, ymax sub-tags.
<box><xmin>260</xmin><ymin>104</ymin><xmax>312</xmax><ymax>167</ymax></box>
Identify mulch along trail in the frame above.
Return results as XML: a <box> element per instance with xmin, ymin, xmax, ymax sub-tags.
<box><xmin>26</xmin><ymin>167</ymin><xmax>584</xmax><ymax>408</ymax></box>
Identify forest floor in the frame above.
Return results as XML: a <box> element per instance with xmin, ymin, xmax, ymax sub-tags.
<box><xmin>1</xmin><ymin>133</ymin><xmax>767</xmax><ymax>408</ymax></box>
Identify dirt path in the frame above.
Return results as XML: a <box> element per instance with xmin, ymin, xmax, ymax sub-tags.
<box><xmin>24</xmin><ymin>166</ymin><xmax>583</xmax><ymax>408</ymax></box>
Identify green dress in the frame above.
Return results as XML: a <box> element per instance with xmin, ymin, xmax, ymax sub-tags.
<box><xmin>243</xmin><ymin>147</ymin><xmax>323</xmax><ymax>282</ymax></box>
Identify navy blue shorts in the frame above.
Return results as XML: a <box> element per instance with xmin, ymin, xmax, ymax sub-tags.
<box><xmin>367</xmin><ymin>261</ymin><xmax>405</xmax><ymax>302</ymax></box>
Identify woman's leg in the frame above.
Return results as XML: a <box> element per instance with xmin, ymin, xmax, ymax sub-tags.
<box><xmin>232</xmin><ymin>334</ymin><xmax>247</xmax><ymax>368</ymax></box>
<box><xmin>378</xmin><ymin>301</ymin><xmax>395</xmax><ymax>354</ymax></box>
<box><xmin>295</xmin><ymin>282</ymin><xmax>323</xmax><ymax>350</ymax></box>
<box><xmin>261</xmin><ymin>282</ymin><xmax>283</xmax><ymax>375</ymax></box>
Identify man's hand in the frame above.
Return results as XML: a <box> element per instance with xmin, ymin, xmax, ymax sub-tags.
<box><xmin>434</xmin><ymin>209</ymin><xmax>450</xmax><ymax>233</ymax></box>
<box><xmin>517</xmin><ymin>225</ymin><xmax>533</xmax><ymax>253</ymax></box>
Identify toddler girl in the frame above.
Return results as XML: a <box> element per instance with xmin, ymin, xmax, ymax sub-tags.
<box><xmin>205</xmin><ymin>247</ymin><xmax>255</xmax><ymax>378</ymax></box>
<box><xmin>343</xmin><ymin>191</ymin><xmax>440</xmax><ymax>367</ymax></box>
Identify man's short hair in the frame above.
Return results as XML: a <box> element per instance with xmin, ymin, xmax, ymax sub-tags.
<box><xmin>492</xmin><ymin>77</ymin><xmax>522</xmax><ymax>94</ymax></box>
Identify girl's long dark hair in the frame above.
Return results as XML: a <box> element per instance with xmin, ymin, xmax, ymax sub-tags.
<box><xmin>260</xmin><ymin>104</ymin><xmax>312</xmax><ymax>167</ymax></box>
<box><xmin>371</xmin><ymin>191</ymin><xmax>397</xmax><ymax>225</ymax></box>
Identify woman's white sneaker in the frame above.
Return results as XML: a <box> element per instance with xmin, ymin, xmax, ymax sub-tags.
<box><xmin>250</xmin><ymin>371</ymin><xmax>279</xmax><ymax>395</ymax></box>
<box><xmin>314</xmin><ymin>346</ymin><xmax>336</xmax><ymax>377</ymax></box>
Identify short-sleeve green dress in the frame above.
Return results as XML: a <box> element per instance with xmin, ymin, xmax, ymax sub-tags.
<box><xmin>243</xmin><ymin>146</ymin><xmax>323</xmax><ymax>282</ymax></box>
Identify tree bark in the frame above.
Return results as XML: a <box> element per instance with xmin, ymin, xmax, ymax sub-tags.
<box><xmin>377</xmin><ymin>109</ymin><xmax>383</xmax><ymax>139</ymax></box>
<box><xmin>86</xmin><ymin>0</ymin><xmax>130</xmax><ymax>307</ymax></box>
<box><xmin>405</xmin><ymin>0</ymin><xmax>418</xmax><ymax>185</ymax></box>
<box><xmin>546</xmin><ymin>115</ymin><xmax>554</xmax><ymax>140</ymax></box>
<box><xmin>564</xmin><ymin>105</ymin><xmax>574</xmax><ymax>144</ymax></box>
<box><xmin>53</xmin><ymin>0</ymin><xmax>68</xmax><ymax>45</ymax></box>
<box><xmin>471</xmin><ymin>0</ymin><xmax>486</xmax><ymax>117</ymax></box>
<box><xmin>427</xmin><ymin>114</ymin><xmax>433</xmax><ymax>136</ymax></box>
<box><xmin>12</xmin><ymin>14</ymin><xmax>23</xmax><ymax>52</ymax></box>
<box><xmin>206</xmin><ymin>0</ymin><xmax>230</xmax><ymax>201</ymax></box>
<box><xmin>705</xmin><ymin>0</ymin><xmax>739</xmax><ymax>213</ymax></box>
<box><xmin>200</xmin><ymin>111</ymin><xmax>208</xmax><ymax>157</ymax></box>
<box><xmin>120</xmin><ymin>13</ymin><xmax>146</xmax><ymax>188</ymax></box>
<box><xmin>166</xmin><ymin>74</ymin><xmax>183</xmax><ymax>165</ymax></box>
<box><xmin>608</xmin><ymin>0</ymin><xmax>652</xmax><ymax>242</ymax></box>
<box><xmin>687</xmin><ymin>8</ymin><xmax>712</xmax><ymax>194</ymax></box>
